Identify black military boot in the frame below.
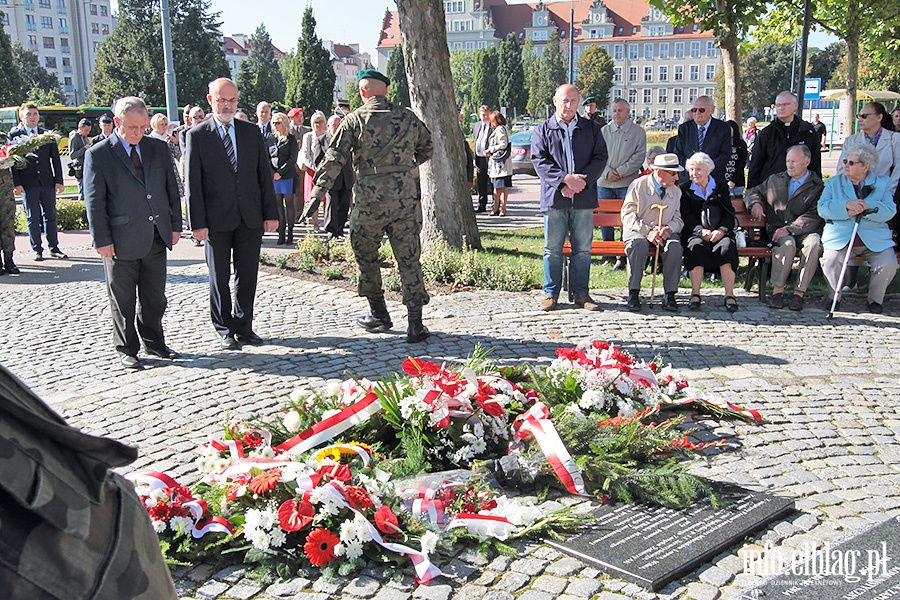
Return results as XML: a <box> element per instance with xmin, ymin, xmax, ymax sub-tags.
<box><xmin>356</xmin><ymin>295</ymin><xmax>392</xmax><ymax>331</ymax></box>
<box><xmin>406</xmin><ymin>305</ymin><xmax>430</xmax><ymax>343</ymax></box>
<box><xmin>3</xmin><ymin>252</ymin><xmax>18</xmax><ymax>275</ymax></box>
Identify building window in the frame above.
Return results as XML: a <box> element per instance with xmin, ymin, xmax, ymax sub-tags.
<box><xmin>675</xmin><ymin>42</ymin><xmax>684</xmax><ymax>59</ymax></box>
<box><xmin>705</xmin><ymin>88</ymin><xmax>715</xmax><ymax>97</ymax></box>
<box><xmin>690</xmin><ymin>65</ymin><xmax>699</xmax><ymax>81</ymax></box>
<box><xmin>658</xmin><ymin>89</ymin><xmax>667</xmax><ymax>104</ymax></box>
<box><xmin>465</xmin><ymin>41</ymin><xmax>475</xmax><ymax>51</ymax></box>
<box><xmin>101</xmin><ymin>23</ymin><xmax>109</xmax><ymax>34</ymax></box>
<box><xmin>0</xmin><ymin>13</ymin><xmax>7</xmax><ymax>25</ymax></box>
<box><xmin>643</xmin><ymin>66</ymin><xmax>652</xmax><ymax>82</ymax></box>
<box><xmin>26</xmin><ymin>14</ymin><xmax>37</xmax><ymax>30</ymax></box>
<box><xmin>57</xmin><ymin>0</ymin><xmax>66</xmax><ymax>10</ymax></box>
<box><xmin>673</xmin><ymin>109</ymin><xmax>682</xmax><ymax>120</ymax></box>
<box><xmin>648</xmin><ymin>25</ymin><xmax>665</xmax><ymax>36</ymax></box>
<box><xmin>613</xmin><ymin>67</ymin><xmax>622</xmax><ymax>82</ymax></box>
<box><xmin>64</xmin><ymin>76</ymin><xmax>72</xmax><ymax>86</ymax></box>
<box><xmin>45</xmin><ymin>56</ymin><xmax>56</xmax><ymax>69</ymax></box>
<box><xmin>628</xmin><ymin>43</ymin><xmax>638</xmax><ymax>59</ymax></box>
<box><xmin>628</xmin><ymin>89</ymin><xmax>637</xmax><ymax>105</ymax></box>
<box><xmin>659</xmin><ymin>43</ymin><xmax>669</xmax><ymax>59</ymax></box>
<box><xmin>99</xmin><ymin>4</ymin><xmax>107</xmax><ymax>16</ymax></box>
<box><xmin>706</xmin><ymin>64</ymin><xmax>716</xmax><ymax>80</ymax></box>
<box><xmin>628</xmin><ymin>66</ymin><xmax>637</xmax><ymax>82</ymax></box>
<box><xmin>706</xmin><ymin>41</ymin><xmax>717</xmax><ymax>58</ymax></box>
<box><xmin>453</xmin><ymin>41</ymin><xmax>463</xmax><ymax>50</ymax></box>
<box><xmin>40</xmin><ymin>15</ymin><xmax>53</xmax><ymax>29</ymax></box>
<box><xmin>673</xmin><ymin>88</ymin><xmax>683</xmax><ymax>104</ymax></box>
<box><xmin>59</xmin><ymin>17</ymin><xmax>68</xmax><ymax>32</ymax></box>
<box><xmin>27</xmin><ymin>35</ymin><xmax>37</xmax><ymax>46</ymax></box>
<box><xmin>644</xmin><ymin>43</ymin><xmax>653</xmax><ymax>59</ymax></box>
<box><xmin>42</xmin><ymin>36</ymin><xmax>54</xmax><ymax>48</ymax></box>
<box><xmin>477</xmin><ymin>41</ymin><xmax>486</xmax><ymax>48</ymax></box>
<box><xmin>658</xmin><ymin>109</ymin><xmax>666</xmax><ymax>118</ymax></box>
<box><xmin>89</xmin><ymin>3</ymin><xmax>97</xmax><ymax>14</ymax></box>
<box><xmin>613</xmin><ymin>44</ymin><xmax>623</xmax><ymax>60</ymax></box>
<box><xmin>39</xmin><ymin>0</ymin><xmax>50</xmax><ymax>7</ymax></box>
<box><xmin>690</xmin><ymin>41</ymin><xmax>700</xmax><ymax>58</ymax></box>
<box><xmin>688</xmin><ymin>88</ymin><xmax>699</xmax><ymax>103</ymax></box>
<box><xmin>659</xmin><ymin>65</ymin><xmax>668</xmax><ymax>82</ymax></box>
<box><xmin>444</xmin><ymin>0</ymin><xmax>464</xmax><ymax>13</ymax></box>
<box><xmin>532</xmin><ymin>30</ymin><xmax>548</xmax><ymax>41</ymax></box>
<box><xmin>91</xmin><ymin>22</ymin><xmax>99</xmax><ymax>34</ymax></box>
<box><xmin>674</xmin><ymin>65</ymin><xmax>683</xmax><ymax>81</ymax></box>
<box><xmin>24</xmin><ymin>0</ymin><xmax>34</xmax><ymax>10</ymax></box>
<box><xmin>643</xmin><ymin>89</ymin><xmax>652</xmax><ymax>104</ymax></box>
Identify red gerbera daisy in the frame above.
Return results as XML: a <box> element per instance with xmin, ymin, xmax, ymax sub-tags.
<box><xmin>341</xmin><ymin>485</ymin><xmax>374</xmax><ymax>511</ymax></box>
<box><xmin>278</xmin><ymin>498</ymin><xmax>315</xmax><ymax>532</ymax></box>
<box><xmin>247</xmin><ymin>468</ymin><xmax>282</xmax><ymax>495</ymax></box>
<box><xmin>304</xmin><ymin>527</ymin><xmax>340</xmax><ymax>566</ymax></box>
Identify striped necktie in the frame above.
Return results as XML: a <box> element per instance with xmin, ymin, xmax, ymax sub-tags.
<box><xmin>222</xmin><ymin>122</ymin><xmax>237</xmax><ymax>172</ymax></box>
<box><xmin>697</xmin><ymin>124</ymin><xmax>706</xmax><ymax>150</ymax></box>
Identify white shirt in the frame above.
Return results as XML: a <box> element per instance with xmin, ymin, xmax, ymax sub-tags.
<box><xmin>213</xmin><ymin>116</ymin><xmax>238</xmax><ymax>164</ymax></box>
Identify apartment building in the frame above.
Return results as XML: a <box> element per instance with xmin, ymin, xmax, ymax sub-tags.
<box><xmin>377</xmin><ymin>0</ymin><xmax>722</xmax><ymax>121</ymax></box>
<box><xmin>222</xmin><ymin>34</ymin><xmax>286</xmax><ymax>80</ymax></box>
<box><xmin>325</xmin><ymin>41</ymin><xmax>370</xmax><ymax>104</ymax></box>
<box><xmin>0</xmin><ymin>0</ymin><xmax>115</xmax><ymax>105</ymax></box>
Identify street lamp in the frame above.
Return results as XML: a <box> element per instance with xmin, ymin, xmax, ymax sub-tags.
<box><xmin>568</xmin><ymin>0</ymin><xmax>575</xmax><ymax>85</ymax></box>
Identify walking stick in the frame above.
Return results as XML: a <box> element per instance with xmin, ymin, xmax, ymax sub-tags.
<box><xmin>648</xmin><ymin>203</ymin><xmax>668</xmax><ymax>308</ymax></box>
<box><xmin>827</xmin><ymin>207</ymin><xmax>878</xmax><ymax>319</ymax></box>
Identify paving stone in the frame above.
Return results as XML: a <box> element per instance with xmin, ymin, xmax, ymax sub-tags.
<box><xmin>545</xmin><ymin>557</ymin><xmax>583</xmax><ymax>577</ymax></box>
<box><xmin>518</xmin><ymin>591</ymin><xmax>555</xmax><ymax>600</ymax></box>
<box><xmin>698</xmin><ymin>565</ymin><xmax>734</xmax><ymax>587</ymax></box>
<box><xmin>195</xmin><ymin>581</ymin><xmax>229</xmax><ymax>600</ymax></box>
<box><xmin>212</xmin><ymin>565</ymin><xmax>247</xmax><ymax>584</ymax></box>
<box><xmin>565</xmin><ymin>578</ymin><xmax>603</xmax><ymax>598</ymax></box>
<box><xmin>372</xmin><ymin>588</ymin><xmax>411</xmax><ymax>600</ymax></box>
<box><xmin>685</xmin><ymin>582</ymin><xmax>721</xmax><ymax>600</ymax></box>
<box><xmin>265</xmin><ymin>579</ymin><xmax>312</xmax><ymax>597</ymax></box>
<box><xmin>344</xmin><ymin>576</ymin><xmax>381</xmax><ymax>598</ymax></box>
<box><xmin>531</xmin><ymin>574</ymin><xmax>568</xmax><ymax>595</ymax></box>
<box><xmin>412</xmin><ymin>584</ymin><xmax>453</xmax><ymax>600</ymax></box>
<box><xmin>225</xmin><ymin>581</ymin><xmax>263</xmax><ymax>599</ymax></box>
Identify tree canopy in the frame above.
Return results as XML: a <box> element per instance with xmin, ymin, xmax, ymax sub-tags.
<box><xmin>449</xmin><ymin>49</ymin><xmax>475</xmax><ymax>115</ymax></box>
<box><xmin>90</xmin><ymin>0</ymin><xmax>229</xmax><ymax>108</ymax></box>
<box><xmin>575</xmin><ymin>45</ymin><xmax>614</xmax><ymax>109</ymax></box>
<box><xmin>534</xmin><ymin>32</ymin><xmax>566</xmax><ymax>117</ymax></box>
<box><xmin>385</xmin><ymin>45</ymin><xmax>411</xmax><ymax>107</ymax></box>
<box><xmin>12</xmin><ymin>42</ymin><xmax>65</xmax><ymax>105</ymax></box>
<box><xmin>471</xmin><ymin>47</ymin><xmax>500</xmax><ymax>111</ymax></box>
<box><xmin>236</xmin><ymin>24</ymin><xmax>285</xmax><ymax>113</ymax></box>
<box><xmin>498</xmin><ymin>34</ymin><xmax>527</xmax><ymax>117</ymax></box>
<box><xmin>285</xmin><ymin>6</ymin><xmax>336</xmax><ymax>116</ymax></box>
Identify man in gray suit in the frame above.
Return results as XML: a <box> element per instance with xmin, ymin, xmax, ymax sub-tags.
<box><xmin>84</xmin><ymin>96</ymin><xmax>183</xmax><ymax>370</ymax></box>
<box><xmin>186</xmin><ymin>78</ymin><xmax>279</xmax><ymax>350</ymax></box>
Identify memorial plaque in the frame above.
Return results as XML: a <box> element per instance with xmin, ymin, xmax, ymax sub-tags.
<box><xmin>749</xmin><ymin>515</ymin><xmax>900</xmax><ymax>600</ymax></box>
<box><xmin>545</xmin><ymin>484</ymin><xmax>795</xmax><ymax>591</ymax></box>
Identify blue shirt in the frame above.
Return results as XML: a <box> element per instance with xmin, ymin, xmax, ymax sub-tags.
<box><xmin>689</xmin><ymin>176</ymin><xmax>717</xmax><ymax>200</ymax></box>
<box><xmin>561</xmin><ymin>117</ymin><xmax>578</xmax><ymax>174</ymax></box>
<box><xmin>652</xmin><ymin>174</ymin><xmax>666</xmax><ymax>199</ymax></box>
<box><xmin>789</xmin><ymin>171</ymin><xmax>810</xmax><ymax>197</ymax></box>
<box><xmin>214</xmin><ymin>116</ymin><xmax>238</xmax><ymax>164</ymax></box>
<box><xmin>115</xmin><ymin>131</ymin><xmax>142</xmax><ymax>160</ymax></box>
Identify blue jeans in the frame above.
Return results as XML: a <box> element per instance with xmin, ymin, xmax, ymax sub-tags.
<box><xmin>543</xmin><ymin>208</ymin><xmax>595</xmax><ymax>298</ymax></box>
<box><xmin>598</xmin><ymin>186</ymin><xmax>628</xmax><ymax>241</ymax></box>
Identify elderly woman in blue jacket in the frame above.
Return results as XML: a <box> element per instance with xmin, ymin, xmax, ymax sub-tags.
<box><xmin>818</xmin><ymin>143</ymin><xmax>898</xmax><ymax>313</ymax></box>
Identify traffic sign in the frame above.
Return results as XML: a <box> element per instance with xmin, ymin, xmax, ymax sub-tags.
<box><xmin>804</xmin><ymin>78</ymin><xmax>821</xmax><ymax>101</ymax></box>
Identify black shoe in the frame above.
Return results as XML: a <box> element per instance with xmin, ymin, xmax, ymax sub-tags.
<box><xmin>221</xmin><ymin>334</ymin><xmax>240</xmax><ymax>350</ymax></box>
<box><xmin>5</xmin><ymin>262</ymin><xmax>19</xmax><ymax>274</ymax></box>
<box><xmin>663</xmin><ymin>293</ymin><xmax>678</xmax><ymax>312</ymax></box>
<box><xmin>235</xmin><ymin>331</ymin><xmax>264</xmax><ymax>345</ymax></box>
<box><xmin>33</xmin><ymin>251</ymin><xmax>44</xmax><ymax>261</ymax></box>
<box><xmin>49</xmin><ymin>248</ymin><xmax>68</xmax><ymax>259</ymax></box>
<box><xmin>146</xmin><ymin>345</ymin><xmax>181</xmax><ymax>359</ymax></box>
<box><xmin>276</xmin><ymin>239</ymin><xmax>286</xmax><ymax>245</ymax></box>
<box><xmin>475</xmin><ymin>207</ymin><xmax>487</xmax><ymax>214</ymax></box>
<box><xmin>192</xmin><ymin>237</ymin><xmax>203</xmax><ymax>247</ymax></box>
<box><xmin>356</xmin><ymin>314</ymin><xmax>392</xmax><ymax>331</ymax></box>
<box><xmin>689</xmin><ymin>294</ymin><xmax>701</xmax><ymax>310</ymax></box>
<box><xmin>406</xmin><ymin>305</ymin><xmax>430</xmax><ymax>343</ymax></box>
<box><xmin>725</xmin><ymin>296</ymin><xmax>739</xmax><ymax>313</ymax></box>
<box><xmin>868</xmin><ymin>301</ymin><xmax>884</xmax><ymax>314</ymax></box>
<box><xmin>119</xmin><ymin>353</ymin><xmax>144</xmax><ymax>370</ymax></box>
<box><xmin>627</xmin><ymin>290</ymin><xmax>641</xmax><ymax>312</ymax></box>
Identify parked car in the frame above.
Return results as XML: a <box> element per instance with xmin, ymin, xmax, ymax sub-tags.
<box><xmin>511</xmin><ymin>122</ymin><xmax>529</xmax><ymax>132</ymax></box>
<box><xmin>643</xmin><ymin>119</ymin><xmax>663</xmax><ymax>130</ymax></box>
<box><xmin>510</xmin><ymin>129</ymin><xmax>535</xmax><ymax>176</ymax></box>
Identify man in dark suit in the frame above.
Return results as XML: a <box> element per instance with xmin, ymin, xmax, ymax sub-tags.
<box><xmin>186</xmin><ymin>78</ymin><xmax>279</xmax><ymax>350</ymax></box>
<box><xmin>256</xmin><ymin>101</ymin><xmax>276</xmax><ymax>149</ymax></box>
<box><xmin>68</xmin><ymin>118</ymin><xmax>92</xmax><ymax>200</ymax></box>
<box><xmin>673</xmin><ymin>95</ymin><xmax>731</xmax><ymax>184</ymax></box>
<box><xmin>91</xmin><ymin>114</ymin><xmax>115</xmax><ymax>144</ymax></box>
<box><xmin>83</xmin><ymin>96</ymin><xmax>183</xmax><ymax>370</ymax></box>
<box><xmin>9</xmin><ymin>102</ymin><xmax>66</xmax><ymax>261</ymax></box>
<box><xmin>472</xmin><ymin>105</ymin><xmax>493</xmax><ymax>212</ymax></box>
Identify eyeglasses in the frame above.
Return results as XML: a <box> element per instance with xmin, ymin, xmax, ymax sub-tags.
<box><xmin>690</xmin><ymin>107</ymin><xmax>707</xmax><ymax>114</ymax></box>
<box><xmin>856</xmin><ymin>113</ymin><xmax>874</xmax><ymax>119</ymax></box>
<box><xmin>843</xmin><ymin>159</ymin><xmax>863</xmax><ymax>166</ymax></box>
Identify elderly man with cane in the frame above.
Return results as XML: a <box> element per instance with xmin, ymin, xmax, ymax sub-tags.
<box><xmin>621</xmin><ymin>153</ymin><xmax>684</xmax><ymax>311</ymax></box>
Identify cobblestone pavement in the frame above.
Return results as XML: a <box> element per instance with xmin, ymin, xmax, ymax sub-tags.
<box><xmin>1</xmin><ymin>221</ymin><xmax>899</xmax><ymax>600</ymax></box>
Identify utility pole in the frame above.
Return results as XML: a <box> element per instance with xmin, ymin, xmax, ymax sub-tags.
<box><xmin>796</xmin><ymin>0</ymin><xmax>813</xmax><ymax>115</ymax></box>
<box><xmin>568</xmin><ymin>0</ymin><xmax>575</xmax><ymax>85</ymax></box>
<box><xmin>160</xmin><ymin>0</ymin><xmax>179</xmax><ymax>120</ymax></box>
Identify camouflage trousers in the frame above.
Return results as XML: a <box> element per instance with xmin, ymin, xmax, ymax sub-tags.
<box><xmin>350</xmin><ymin>195</ymin><xmax>429</xmax><ymax>307</ymax></box>
<box><xmin>0</xmin><ymin>170</ymin><xmax>16</xmax><ymax>255</ymax></box>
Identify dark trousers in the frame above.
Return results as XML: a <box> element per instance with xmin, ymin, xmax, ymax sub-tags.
<box><xmin>21</xmin><ymin>185</ymin><xmax>59</xmax><ymax>252</ymax></box>
<box><xmin>206</xmin><ymin>224</ymin><xmax>263</xmax><ymax>336</ymax></box>
<box><xmin>474</xmin><ymin>155</ymin><xmax>493</xmax><ymax>209</ymax></box>
<box><xmin>103</xmin><ymin>235</ymin><xmax>168</xmax><ymax>356</ymax></box>
<box><xmin>325</xmin><ymin>186</ymin><xmax>351</xmax><ymax>237</ymax></box>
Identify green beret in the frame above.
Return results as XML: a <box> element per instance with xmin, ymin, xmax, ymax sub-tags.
<box><xmin>357</xmin><ymin>69</ymin><xmax>391</xmax><ymax>86</ymax></box>
<box><xmin>582</xmin><ymin>96</ymin><xmax>597</xmax><ymax>106</ymax></box>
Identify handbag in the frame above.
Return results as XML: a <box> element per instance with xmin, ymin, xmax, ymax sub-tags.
<box><xmin>490</xmin><ymin>144</ymin><xmax>510</xmax><ymax>162</ymax></box>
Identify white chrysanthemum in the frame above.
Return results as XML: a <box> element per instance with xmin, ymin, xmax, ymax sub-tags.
<box><xmin>247</xmin><ymin>527</ymin><xmax>270</xmax><ymax>550</ymax></box>
<box><xmin>344</xmin><ymin>538</ymin><xmax>364</xmax><ymax>559</ymax></box>
<box><xmin>244</xmin><ymin>508</ymin><xmax>263</xmax><ymax>531</ymax></box>
<box><xmin>420</xmin><ymin>531</ymin><xmax>439</xmax><ymax>555</ymax></box>
<box><xmin>579</xmin><ymin>389</ymin><xmax>604</xmax><ymax>410</ymax></box>
<box><xmin>259</xmin><ymin>508</ymin><xmax>277</xmax><ymax>530</ymax></box>
<box><xmin>470</xmin><ymin>437</ymin><xmax>487</xmax><ymax>455</ymax></box>
<box><xmin>333</xmin><ymin>542</ymin><xmax>345</xmax><ymax>557</ymax></box>
<box><xmin>451</xmin><ymin>445</ymin><xmax>475</xmax><ymax>464</ymax></box>
<box><xmin>340</xmin><ymin>518</ymin><xmax>357</xmax><ymax>542</ymax></box>
<box><xmin>483</xmin><ymin>496</ymin><xmax>541</xmax><ymax>527</ymax></box>
<box><xmin>169</xmin><ymin>516</ymin><xmax>193</xmax><ymax>536</ymax></box>
<box><xmin>564</xmin><ymin>403</ymin><xmax>585</xmax><ymax>418</ymax></box>
<box><xmin>269</xmin><ymin>527</ymin><xmax>286</xmax><ymax>548</ymax></box>
<box><xmin>354</xmin><ymin>514</ymin><xmax>373</xmax><ymax>542</ymax></box>
<box><xmin>321</xmin><ymin>408</ymin><xmax>342</xmax><ymax>421</ymax></box>
<box><xmin>617</xmin><ymin>398</ymin><xmax>637</xmax><ymax>417</ymax></box>
<box><xmin>152</xmin><ymin>519</ymin><xmax>167</xmax><ymax>533</ymax></box>
<box><xmin>251</xmin><ymin>446</ymin><xmax>276</xmax><ymax>459</ymax></box>
<box><xmin>283</xmin><ymin>410</ymin><xmax>302</xmax><ymax>432</ymax></box>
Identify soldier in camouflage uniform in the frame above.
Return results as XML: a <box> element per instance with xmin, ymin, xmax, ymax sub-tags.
<box><xmin>0</xmin><ymin>167</ymin><xmax>18</xmax><ymax>274</ymax></box>
<box><xmin>309</xmin><ymin>69</ymin><xmax>434</xmax><ymax>343</ymax></box>
<box><xmin>0</xmin><ymin>364</ymin><xmax>177</xmax><ymax>599</ymax></box>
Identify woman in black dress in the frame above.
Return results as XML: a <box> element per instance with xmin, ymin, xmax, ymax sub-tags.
<box><xmin>680</xmin><ymin>152</ymin><xmax>739</xmax><ymax>312</ymax></box>
<box><xmin>270</xmin><ymin>113</ymin><xmax>300</xmax><ymax>245</ymax></box>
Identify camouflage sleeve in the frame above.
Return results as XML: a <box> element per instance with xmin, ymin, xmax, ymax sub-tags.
<box><xmin>311</xmin><ymin>122</ymin><xmax>356</xmax><ymax>200</ymax></box>
<box><xmin>414</xmin><ymin>117</ymin><xmax>434</xmax><ymax>166</ymax></box>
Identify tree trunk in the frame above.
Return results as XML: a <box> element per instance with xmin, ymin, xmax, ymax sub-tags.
<box><xmin>719</xmin><ymin>29</ymin><xmax>741</xmax><ymax>122</ymax></box>
<box><xmin>396</xmin><ymin>0</ymin><xmax>482</xmax><ymax>250</ymax></box>
<box><xmin>844</xmin><ymin>16</ymin><xmax>860</xmax><ymax>137</ymax></box>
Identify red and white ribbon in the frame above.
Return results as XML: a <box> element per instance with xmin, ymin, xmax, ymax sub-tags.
<box><xmin>276</xmin><ymin>392</ymin><xmax>382</xmax><ymax>455</ymax></box>
<box><xmin>127</xmin><ymin>471</ymin><xmax>236</xmax><ymax>538</ymax></box>
<box><xmin>192</xmin><ymin>516</ymin><xmax>236</xmax><ymax>538</ymax></box>
<box><xmin>513</xmin><ymin>402</ymin><xmax>589</xmax><ymax>496</ymax></box>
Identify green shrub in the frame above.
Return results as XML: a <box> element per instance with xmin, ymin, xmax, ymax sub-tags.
<box><xmin>57</xmin><ymin>198</ymin><xmax>89</xmax><ymax>231</ymax></box>
<box><xmin>420</xmin><ymin>237</ymin><xmax>538</xmax><ymax>292</ymax></box>
<box><xmin>421</xmin><ymin>238</ymin><xmax>463</xmax><ymax>283</ymax></box>
<box><xmin>259</xmin><ymin>251</ymin><xmax>271</xmax><ymax>264</ymax></box>
<box><xmin>329</xmin><ymin>239</ymin><xmax>352</xmax><ymax>262</ymax></box>
<box><xmin>296</xmin><ymin>254</ymin><xmax>316</xmax><ymax>273</ymax></box>
<box><xmin>296</xmin><ymin>234</ymin><xmax>331</xmax><ymax>261</ymax></box>
<box><xmin>383</xmin><ymin>273</ymin><xmax>402</xmax><ymax>292</ymax></box>
<box><xmin>322</xmin><ymin>265</ymin><xmax>344</xmax><ymax>280</ymax></box>
<box><xmin>15</xmin><ymin>207</ymin><xmax>26</xmax><ymax>233</ymax></box>
<box><xmin>272</xmin><ymin>254</ymin><xmax>289</xmax><ymax>269</ymax></box>
<box><xmin>378</xmin><ymin>241</ymin><xmax>394</xmax><ymax>264</ymax></box>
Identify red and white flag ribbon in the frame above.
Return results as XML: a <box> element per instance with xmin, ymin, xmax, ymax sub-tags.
<box><xmin>513</xmin><ymin>402</ymin><xmax>589</xmax><ymax>496</ymax></box>
<box><xmin>192</xmin><ymin>516</ymin><xmax>235</xmax><ymax>538</ymax></box>
<box><xmin>276</xmin><ymin>392</ymin><xmax>382</xmax><ymax>455</ymax></box>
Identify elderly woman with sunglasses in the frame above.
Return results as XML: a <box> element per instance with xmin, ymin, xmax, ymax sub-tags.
<box><xmin>839</xmin><ymin>102</ymin><xmax>900</xmax><ymax>197</ymax></box>
<box><xmin>818</xmin><ymin>143</ymin><xmax>898</xmax><ymax>314</ymax></box>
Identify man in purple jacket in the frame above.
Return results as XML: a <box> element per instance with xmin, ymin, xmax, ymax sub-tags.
<box><xmin>531</xmin><ymin>84</ymin><xmax>608</xmax><ymax>311</ymax></box>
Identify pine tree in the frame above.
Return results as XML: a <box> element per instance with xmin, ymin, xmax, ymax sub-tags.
<box><xmin>89</xmin><ymin>0</ymin><xmax>229</xmax><ymax>108</ymax></box>
<box><xmin>498</xmin><ymin>34</ymin><xmax>526</xmax><ymax>118</ymax></box>
<box><xmin>471</xmin><ymin>46</ymin><xmax>499</xmax><ymax>110</ymax></box>
<box><xmin>346</xmin><ymin>80</ymin><xmax>363</xmax><ymax>111</ymax></box>
<box><xmin>0</xmin><ymin>12</ymin><xmax>23</xmax><ymax>106</ymax></box>
<box><xmin>236</xmin><ymin>24</ymin><xmax>285</xmax><ymax>113</ymax></box>
<box><xmin>285</xmin><ymin>6</ymin><xmax>336</xmax><ymax>116</ymax></box>
<box><xmin>536</xmin><ymin>32</ymin><xmax>566</xmax><ymax>113</ymax></box>
<box><xmin>575</xmin><ymin>45</ymin><xmax>614</xmax><ymax>109</ymax></box>
<box><xmin>12</xmin><ymin>42</ymin><xmax>65</xmax><ymax>104</ymax></box>
<box><xmin>523</xmin><ymin>37</ymin><xmax>542</xmax><ymax>117</ymax></box>
<box><xmin>385</xmin><ymin>45</ymin><xmax>410</xmax><ymax>107</ymax></box>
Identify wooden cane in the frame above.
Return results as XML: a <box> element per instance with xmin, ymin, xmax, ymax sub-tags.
<box><xmin>649</xmin><ymin>203</ymin><xmax>668</xmax><ymax>307</ymax></box>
